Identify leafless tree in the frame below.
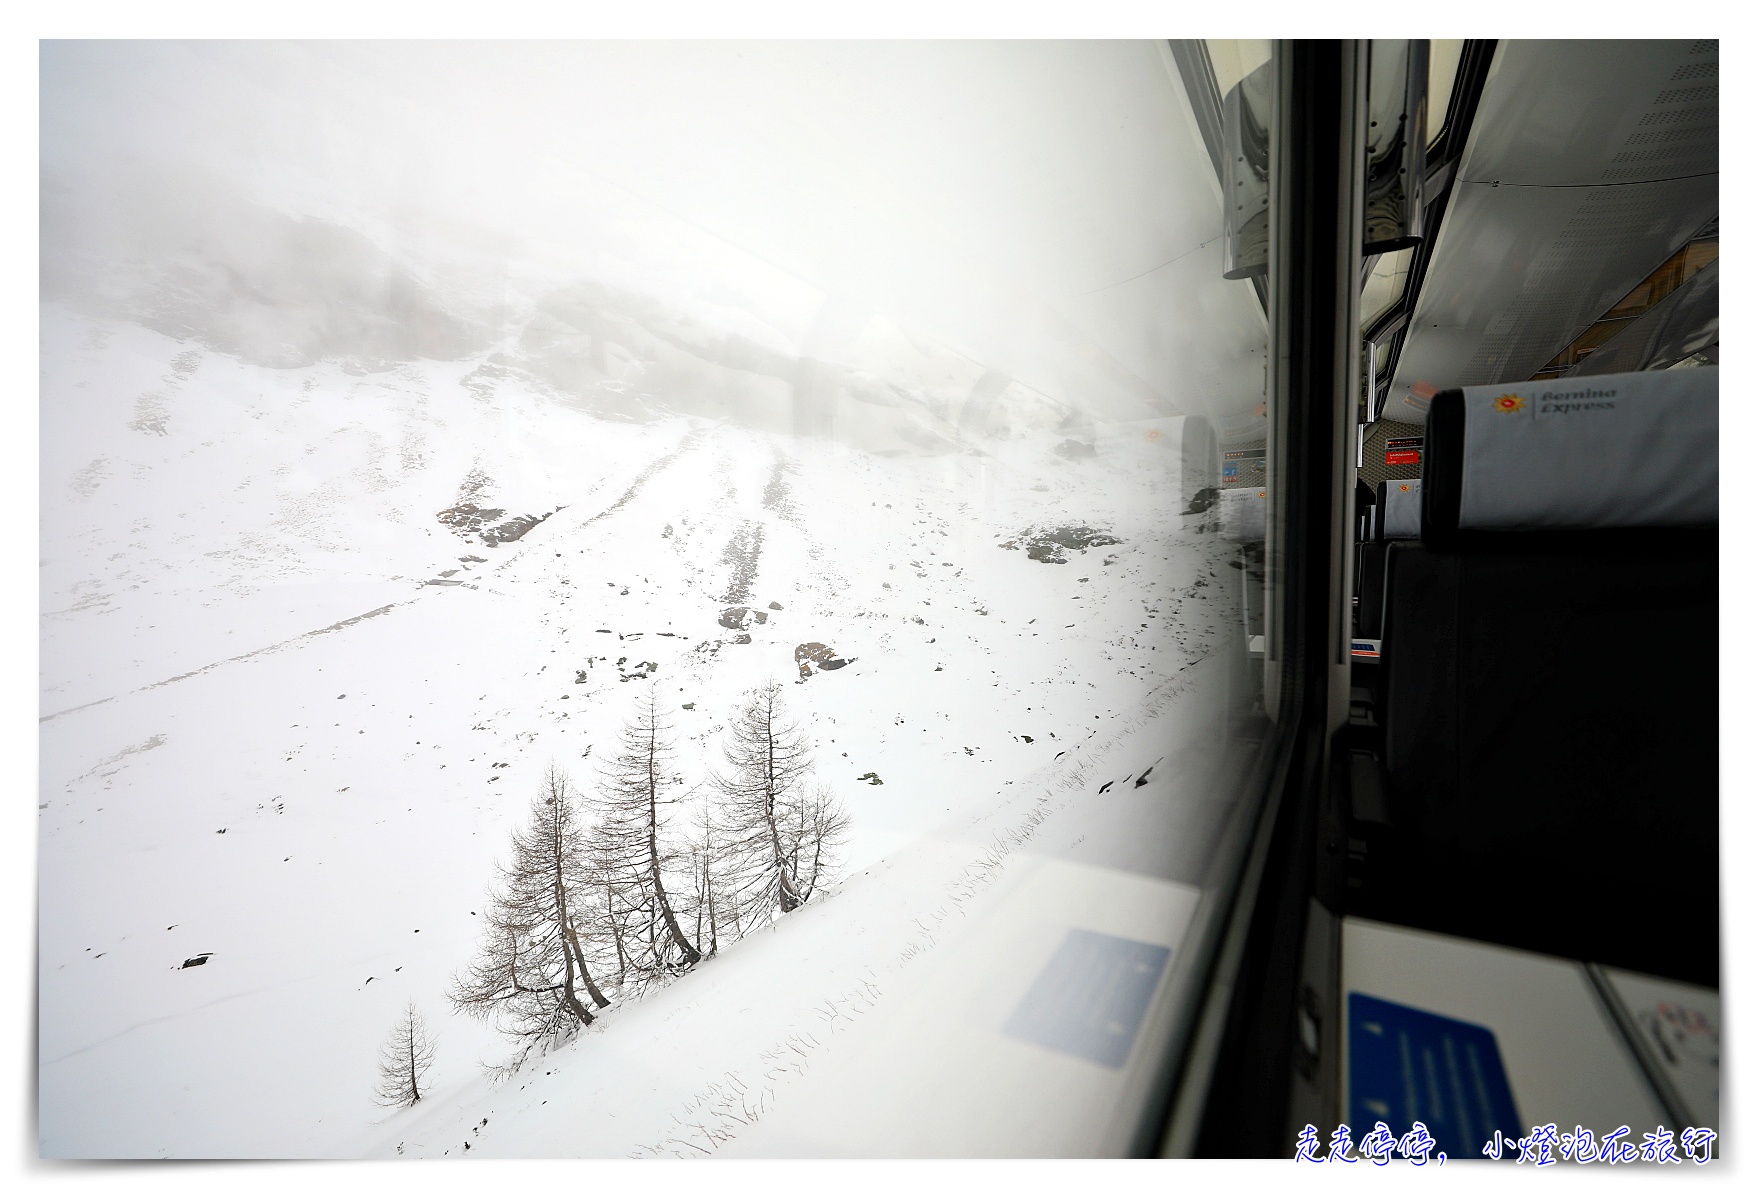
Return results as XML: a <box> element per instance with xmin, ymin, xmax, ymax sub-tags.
<box><xmin>712</xmin><ymin>681</ymin><xmax>851</xmax><ymax>925</ymax></box>
<box><xmin>685</xmin><ymin>801</ymin><xmax>736</xmax><ymax>959</ymax></box>
<box><xmin>587</xmin><ymin>685</ymin><xmax>701</xmax><ymax>982</ymax></box>
<box><xmin>374</xmin><ymin>1002</ymin><xmax>436</xmax><ymax>1108</ymax></box>
<box><xmin>788</xmin><ymin>781</ymin><xmax>851</xmax><ymax>904</ymax></box>
<box><xmin>450</xmin><ymin>765</ymin><xmax>610</xmax><ymax>1060</ymax></box>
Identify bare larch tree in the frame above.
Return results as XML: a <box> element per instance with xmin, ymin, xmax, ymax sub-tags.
<box><xmin>588</xmin><ymin>685</ymin><xmax>701</xmax><ymax>982</ymax></box>
<box><xmin>685</xmin><ymin>800</ymin><xmax>733</xmax><ymax>959</ymax></box>
<box><xmin>450</xmin><ymin>765</ymin><xmax>610</xmax><ymax>1061</ymax></box>
<box><xmin>787</xmin><ymin>781</ymin><xmax>851</xmax><ymax>905</ymax></box>
<box><xmin>713</xmin><ymin>681</ymin><xmax>851</xmax><ymax>925</ymax></box>
<box><xmin>374</xmin><ymin>1001</ymin><xmax>437</xmax><ymax>1108</ymax></box>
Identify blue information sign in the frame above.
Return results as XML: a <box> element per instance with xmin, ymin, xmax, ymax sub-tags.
<box><xmin>1348</xmin><ymin>993</ymin><xmax>1523</xmax><ymax>1162</ymax></box>
<box><xmin>1002</xmin><ymin>930</ymin><xmax>1171</xmax><ymax>1068</ymax></box>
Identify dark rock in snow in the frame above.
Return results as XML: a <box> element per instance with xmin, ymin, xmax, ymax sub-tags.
<box><xmin>719</xmin><ymin>607</ymin><xmax>752</xmax><ymax>630</ymax></box>
<box><xmin>181</xmin><ymin>954</ymin><xmax>211</xmax><ymax>969</ymax></box>
<box><xmin>485</xmin><ymin>511</ymin><xmax>555</xmax><ymax>545</ymax></box>
<box><xmin>795</xmin><ymin>642</ymin><xmax>854</xmax><ymax>678</ymax></box>
<box><xmin>437</xmin><ymin>503</ymin><xmax>557</xmax><ymax>546</ymax></box>
<box><xmin>436</xmin><ymin>502</ymin><xmax>505</xmax><ymax>537</ymax></box>
<box><xmin>768</xmin><ymin>601</ymin><xmax>783</xmax><ymax>611</ymax></box>
<box><xmin>1181</xmin><ymin>486</ymin><xmax>1220</xmax><ymax>515</ymax></box>
<box><xmin>999</xmin><ymin>526</ymin><xmax>1123</xmax><ymax>565</ymax></box>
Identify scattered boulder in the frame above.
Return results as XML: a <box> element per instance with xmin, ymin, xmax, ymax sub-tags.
<box><xmin>768</xmin><ymin>601</ymin><xmax>783</xmax><ymax>611</ymax></box>
<box><xmin>999</xmin><ymin>526</ymin><xmax>1122</xmax><ymax>565</ymax></box>
<box><xmin>437</xmin><ymin>503</ymin><xmax>505</xmax><ymax>537</ymax></box>
<box><xmin>1054</xmin><ymin>439</ymin><xmax>1097</xmax><ymax>459</ymax></box>
<box><xmin>180</xmin><ymin>954</ymin><xmax>211</xmax><ymax>969</ymax></box>
<box><xmin>719</xmin><ymin>607</ymin><xmax>752</xmax><ymax>631</ymax></box>
<box><xmin>436</xmin><ymin>503</ymin><xmax>557</xmax><ymax>546</ymax></box>
<box><xmin>733</xmin><ymin>634</ymin><xmax>753</xmax><ymax>645</ymax></box>
<box><xmin>795</xmin><ymin>642</ymin><xmax>854</xmax><ymax>678</ymax></box>
<box><xmin>856</xmin><ymin>771</ymin><xmax>883</xmax><ymax>786</ymax></box>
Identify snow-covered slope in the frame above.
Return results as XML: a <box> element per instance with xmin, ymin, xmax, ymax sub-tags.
<box><xmin>38</xmin><ymin>303</ymin><xmax>1243</xmax><ymax>1157</ymax></box>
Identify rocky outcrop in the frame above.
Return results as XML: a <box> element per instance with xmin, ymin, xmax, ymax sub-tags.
<box><xmin>795</xmin><ymin>642</ymin><xmax>853</xmax><ymax>678</ymax></box>
<box><xmin>999</xmin><ymin>525</ymin><xmax>1122</xmax><ymax>565</ymax></box>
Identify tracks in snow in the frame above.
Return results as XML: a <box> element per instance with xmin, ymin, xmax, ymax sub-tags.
<box><xmin>39</xmin><ymin>429</ymin><xmax>707</xmax><ymax>725</ymax></box>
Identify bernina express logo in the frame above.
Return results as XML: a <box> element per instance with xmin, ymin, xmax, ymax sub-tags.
<box><xmin>1490</xmin><ymin>393</ymin><xmax>1526</xmax><ymax>414</ymax></box>
<box><xmin>1397</xmin><ymin>483</ymin><xmax>1413</xmax><ymax>492</ymax></box>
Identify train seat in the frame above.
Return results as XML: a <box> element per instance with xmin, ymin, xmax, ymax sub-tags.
<box><xmin>1374</xmin><ymin>368</ymin><xmax>1718</xmax><ymax>984</ymax></box>
<box><xmin>1355</xmin><ymin>479</ymin><xmax>1421</xmax><ymax>641</ymax></box>
<box><xmin>1375</xmin><ymin>478</ymin><xmax>1422</xmax><ymax>540</ymax></box>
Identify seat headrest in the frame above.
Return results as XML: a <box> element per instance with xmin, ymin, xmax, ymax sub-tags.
<box><xmin>1423</xmin><ymin>367</ymin><xmax>1716</xmax><ymax>542</ymax></box>
<box><xmin>1374</xmin><ymin>479</ymin><xmax>1422</xmax><ymax>540</ymax></box>
<box><xmin>1218</xmin><ymin>486</ymin><xmax>1266</xmax><ymax>543</ymax></box>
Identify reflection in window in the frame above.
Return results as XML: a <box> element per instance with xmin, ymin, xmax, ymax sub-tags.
<box><xmin>1427</xmin><ymin>39</ymin><xmax>1466</xmax><ymax>146</ymax></box>
<box><xmin>1361</xmin><ymin>248</ymin><xmax>1413</xmax><ymax>331</ymax></box>
<box><xmin>1206</xmin><ymin>39</ymin><xmax>1273</xmax><ymax>101</ymax></box>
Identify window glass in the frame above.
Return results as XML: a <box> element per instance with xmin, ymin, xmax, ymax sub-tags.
<box><xmin>1427</xmin><ymin>39</ymin><xmax>1466</xmax><ymax>145</ymax></box>
<box><xmin>39</xmin><ymin>40</ymin><xmax>1278</xmax><ymax>1158</ymax></box>
<box><xmin>1362</xmin><ymin>247</ymin><xmax>1413</xmax><ymax>330</ymax></box>
<box><xmin>1208</xmin><ymin>39</ymin><xmax>1273</xmax><ymax>100</ymax></box>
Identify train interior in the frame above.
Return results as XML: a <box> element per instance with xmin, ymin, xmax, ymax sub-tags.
<box><xmin>1187</xmin><ymin>39</ymin><xmax>1720</xmax><ymax>1159</ymax></box>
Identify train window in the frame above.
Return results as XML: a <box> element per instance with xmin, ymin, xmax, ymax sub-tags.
<box><xmin>39</xmin><ymin>40</ymin><xmax>1289</xmax><ymax>1158</ymax></box>
<box><xmin>1361</xmin><ymin>248</ymin><xmax>1412</xmax><ymax>330</ymax></box>
<box><xmin>1426</xmin><ymin>39</ymin><xmax>1465</xmax><ymax>146</ymax></box>
<box><xmin>1205</xmin><ymin>39</ymin><xmax>1272</xmax><ymax>100</ymax></box>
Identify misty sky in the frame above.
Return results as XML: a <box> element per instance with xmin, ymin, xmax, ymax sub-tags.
<box><xmin>41</xmin><ymin>41</ymin><xmax>1268</xmax><ymax>426</ymax></box>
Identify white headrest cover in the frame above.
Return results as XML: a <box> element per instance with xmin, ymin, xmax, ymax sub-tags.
<box><xmin>1219</xmin><ymin>487</ymin><xmax>1266</xmax><ymax>543</ymax></box>
<box><xmin>1458</xmin><ymin>368</ymin><xmax>1716</xmax><ymax>531</ymax></box>
<box><xmin>1380</xmin><ymin>479</ymin><xmax>1422</xmax><ymax>540</ymax></box>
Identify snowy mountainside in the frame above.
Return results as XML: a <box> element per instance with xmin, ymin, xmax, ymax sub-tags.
<box><xmin>38</xmin><ymin>304</ymin><xmax>1237</xmax><ymax>1157</ymax></box>
<box><xmin>42</xmin><ymin>176</ymin><xmax>1072</xmax><ymax>458</ymax></box>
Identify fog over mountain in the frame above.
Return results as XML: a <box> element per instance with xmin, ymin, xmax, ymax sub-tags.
<box><xmin>42</xmin><ymin>40</ymin><xmax>1266</xmax><ymax>446</ymax></box>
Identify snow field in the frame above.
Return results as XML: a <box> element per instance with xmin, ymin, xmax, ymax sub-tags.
<box><xmin>39</xmin><ymin>309</ymin><xmax>1244</xmax><ymax>1157</ymax></box>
